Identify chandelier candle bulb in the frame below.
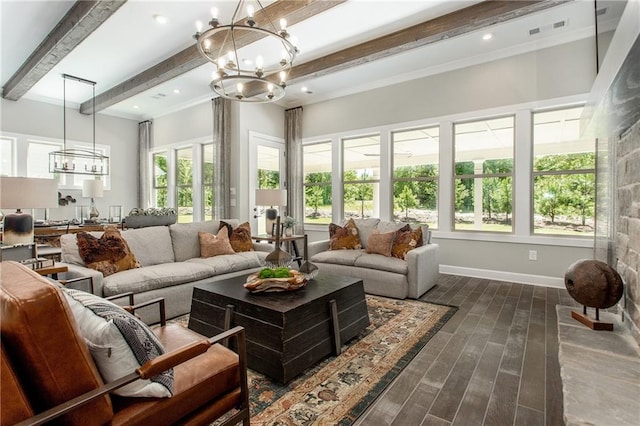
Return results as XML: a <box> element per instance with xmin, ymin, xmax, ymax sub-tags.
<box><xmin>280</xmin><ymin>18</ymin><xmax>287</xmax><ymax>30</ymax></box>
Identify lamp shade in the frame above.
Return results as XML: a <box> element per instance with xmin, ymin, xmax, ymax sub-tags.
<box><xmin>0</xmin><ymin>177</ymin><xmax>58</xmax><ymax>209</ymax></box>
<box><xmin>82</xmin><ymin>179</ymin><xmax>104</xmax><ymax>198</ymax></box>
<box><xmin>255</xmin><ymin>189</ymin><xmax>287</xmax><ymax>207</ymax></box>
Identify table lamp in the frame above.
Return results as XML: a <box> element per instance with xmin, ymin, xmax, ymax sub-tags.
<box><xmin>255</xmin><ymin>189</ymin><xmax>287</xmax><ymax>235</ymax></box>
<box><xmin>82</xmin><ymin>179</ymin><xmax>104</xmax><ymax>223</ymax></box>
<box><xmin>0</xmin><ymin>177</ymin><xmax>59</xmax><ymax>245</ymax></box>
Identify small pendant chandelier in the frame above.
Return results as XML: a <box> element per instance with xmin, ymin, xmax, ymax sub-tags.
<box><xmin>49</xmin><ymin>74</ymin><xmax>110</xmax><ymax>176</ymax></box>
<box><xmin>193</xmin><ymin>0</ymin><xmax>299</xmax><ymax>102</ymax></box>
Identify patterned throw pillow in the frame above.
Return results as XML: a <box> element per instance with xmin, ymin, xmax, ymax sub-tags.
<box><xmin>61</xmin><ymin>286</ymin><xmax>173</xmax><ymax>398</ymax></box>
<box><xmin>365</xmin><ymin>230</ymin><xmax>395</xmax><ymax>257</ymax></box>
<box><xmin>199</xmin><ymin>227</ymin><xmax>235</xmax><ymax>257</ymax></box>
<box><xmin>329</xmin><ymin>218</ymin><xmax>362</xmax><ymax>250</ymax></box>
<box><xmin>220</xmin><ymin>221</ymin><xmax>254</xmax><ymax>252</ymax></box>
<box><xmin>77</xmin><ymin>226</ymin><xmax>140</xmax><ymax>276</ymax></box>
<box><xmin>391</xmin><ymin>225</ymin><xmax>423</xmax><ymax>260</ymax></box>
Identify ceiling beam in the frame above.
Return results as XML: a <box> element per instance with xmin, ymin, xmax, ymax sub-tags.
<box><xmin>284</xmin><ymin>0</ymin><xmax>572</xmax><ymax>87</ymax></box>
<box><xmin>80</xmin><ymin>0</ymin><xmax>346</xmax><ymax>114</ymax></box>
<box><xmin>2</xmin><ymin>1</ymin><xmax>127</xmax><ymax>101</ymax></box>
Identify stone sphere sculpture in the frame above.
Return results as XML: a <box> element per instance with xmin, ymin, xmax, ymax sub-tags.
<box><xmin>564</xmin><ymin>259</ymin><xmax>623</xmax><ymax>309</ymax></box>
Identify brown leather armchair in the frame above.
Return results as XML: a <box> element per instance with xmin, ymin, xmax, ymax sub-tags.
<box><xmin>0</xmin><ymin>261</ymin><xmax>250</xmax><ymax>426</ymax></box>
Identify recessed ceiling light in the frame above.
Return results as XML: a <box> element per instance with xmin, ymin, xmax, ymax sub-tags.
<box><xmin>153</xmin><ymin>14</ymin><xmax>168</xmax><ymax>24</ymax></box>
<box><xmin>301</xmin><ymin>87</ymin><xmax>313</xmax><ymax>94</ymax></box>
<box><xmin>242</xmin><ymin>58</ymin><xmax>253</xmax><ymax>65</ymax></box>
<box><xmin>173</xmin><ymin>89</ymin><xmax>181</xmax><ymax>94</ymax></box>
<box><xmin>133</xmin><ymin>105</ymin><xmax>139</xmax><ymax>109</ymax></box>
<box><xmin>482</xmin><ymin>33</ymin><xmax>493</xmax><ymax>41</ymax></box>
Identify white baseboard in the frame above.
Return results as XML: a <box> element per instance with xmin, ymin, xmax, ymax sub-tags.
<box><xmin>439</xmin><ymin>265</ymin><xmax>565</xmax><ymax>288</ymax></box>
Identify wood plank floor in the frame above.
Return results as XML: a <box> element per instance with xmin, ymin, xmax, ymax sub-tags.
<box><xmin>355</xmin><ymin>274</ymin><xmax>587</xmax><ymax>426</ymax></box>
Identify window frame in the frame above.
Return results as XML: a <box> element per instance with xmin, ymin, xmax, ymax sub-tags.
<box><xmin>341</xmin><ymin>133</ymin><xmax>381</xmax><ymax>220</ymax></box>
<box><xmin>302</xmin><ymin>140</ymin><xmax>333</xmax><ymax>226</ymax></box>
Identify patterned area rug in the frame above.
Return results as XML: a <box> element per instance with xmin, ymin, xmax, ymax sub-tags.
<box><xmin>172</xmin><ymin>295</ymin><xmax>456</xmax><ymax>425</ymax></box>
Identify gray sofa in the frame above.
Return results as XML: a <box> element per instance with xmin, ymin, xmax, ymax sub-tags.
<box><xmin>59</xmin><ymin>220</ymin><xmax>271</xmax><ymax>322</ymax></box>
<box><xmin>307</xmin><ymin>218</ymin><xmax>439</xmax><ymax>299</ymax></box>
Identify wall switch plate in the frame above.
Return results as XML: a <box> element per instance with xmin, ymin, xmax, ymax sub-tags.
<box><xmin>529</xmin><ymin>250</ymin><xmax>537</xmax><ymax>261</ymax></box>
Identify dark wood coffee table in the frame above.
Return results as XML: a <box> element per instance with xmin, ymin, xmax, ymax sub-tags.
<box><xmin>188</xmin><ymin>274</ymin><xmax>370</xmax><ymax>383</ymax></box>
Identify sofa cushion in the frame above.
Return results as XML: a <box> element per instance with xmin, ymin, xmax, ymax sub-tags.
<box><xmin>169</xmin><ymin>221</ymin><xmax>221</xmax><ymax>261</ymax></box>
<box><xmin>392</xmin><ymin>225</ymin><xmax>423</xmax><ymax>260</ymax></box>
<box><xmin>366</xmin><ymin>230</ymin><xmax>395</xmax><ymax>257</ymax></box>
<box><xmin>122</xmin><ymin>226</ymin><xmax>175</xmax><ymax>266</ymax></box>
<box><xmin>329</xmin><ymin>218</ymin><xmax>362</xmax><ymax>250</ymax></box>
<box><xmin>61</xmin><ymin>286</ymin><xmax>173</xmax><ymax>398</ymax></box>
<box><xmin>187</xmin><ymin>251</ymin><xmax>268</xmax><ymax>274</ymax></box>
<box><xmin>199</xmin><ymin>228</ymin><xmax>235</xmax><ymax>257</ymax></box>
<box><xmin>310</xmin><ymin>249</ymin><xmax>364</xmax><ymax>266</ymax></box>
<box><xmin>342</xmin><ymin>218</ymin><xmax>380</xmax><ymax>248</ymax></box>
<box><xmin>101</xmin><ymin>262</ymin><xmax>215</xmax><ymax>297</ymax></box>
<box><xmin>60</xmin><ymin>231</ymin><xmax>103</xmax><ymax>266</ymax></box>
<box><xmin>354</xmin><ymin>253</ymin><xmax>408</xmax><ymax>275</ymax></box>
<box><xmin>77</xmin><ymin>226</ymin><xmax>140</xmax><ymax>277</ymax></box>
<box><xmin>221</xmin><ymin>221</ymin><xmax>254</xmax><ymax>253</ymax></box>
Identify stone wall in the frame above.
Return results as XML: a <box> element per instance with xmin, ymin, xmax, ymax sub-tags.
<box><xmin>617</xmin><ymin>117</ymin><xmax>640</xmax><ymax>345</ymax></box>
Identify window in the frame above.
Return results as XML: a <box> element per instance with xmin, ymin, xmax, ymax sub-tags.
<box><xmin>343</xmin><ymin>135</ymin><xmax>380</xmax><ymax>219</ymax></box>
<box><xmin>257</xmin><ymin>145</ymin><xmax>280</xmax><ymax>190</ymax></box>
<box><xmin>1</xmin><ymin>136</ymin><xmax>15</xmax><ymax>176</ymax></box>
<box><xmin>153</xmin><ymin>152</ymin><xmax>168</xmax><ymax>208</ymax></box>
<box><xmin>202</xmin><ymin>144</ymin><xmax>214</xmax><ymax>220</ymax></box>
<box><xmin>533</xmin><ymin>106</ymin><xmax>594</xmax><ymax>236</ymax></box>
<box><xmin>454</xmin><ymin>116</ymin><xmax>514</xmax><ymax>232</ymax></box>
<box><xmin>176</xmin><ymin>148</ymin><xmax>193</xmax><ymax>223</ymax></box>
<box><xmin>303</xmin><ymin>141</ymin><xmax>332</xmax><ymax>224</ymax></box>
<box><xmin>392</xmin><ymin>127</ymin><xmax>439</xmax><ymax>228</ymax></box>
<box><xmin>28</xmin><ymin>140</ymin><xmax>62</xmax><ymax>178</ymax></box>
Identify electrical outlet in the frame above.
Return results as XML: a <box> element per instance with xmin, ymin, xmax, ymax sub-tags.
<box><xmin>529</xmin><ymin>250</ymin><xmax>537</xmax><ymax>261</ymax></box>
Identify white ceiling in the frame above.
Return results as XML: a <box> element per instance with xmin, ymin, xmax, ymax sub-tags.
<box><xmin>0</xmin><ymin>0</ymin><xmax>627</xmax><ymax>121</ymax></box>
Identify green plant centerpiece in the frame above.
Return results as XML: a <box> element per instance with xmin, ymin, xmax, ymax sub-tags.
<box><xmin>244</xmin><ymin>267</ymin><xmax>307</xmax><ymax>293</ymax></box>
<box><xmin>124</xmin><ymin>207</ymin><xmax>177</xmax><ymax>228</ymax></box>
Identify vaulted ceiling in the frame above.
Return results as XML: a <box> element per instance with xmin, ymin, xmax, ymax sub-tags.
<box><xmin>0</xmin><ymin>0</ymin><xmax>626</xmax><ymax>121</ymax></box>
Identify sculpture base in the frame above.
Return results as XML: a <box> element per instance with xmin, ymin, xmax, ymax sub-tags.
<box><xmin>571</xmin><ymin>310</ymin><xmax>613</xmax><ymax>331</ymax></box>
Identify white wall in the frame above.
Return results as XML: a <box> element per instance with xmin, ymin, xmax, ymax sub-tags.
<box><xmin>301</xmin><ymin>38</ymin><xmax>597</xmax><ymax>286</ymax></box>
<box><xmin>0</xmin><ymin>97</ymin><xmax>139</xmax><ymax>220</ymax></box>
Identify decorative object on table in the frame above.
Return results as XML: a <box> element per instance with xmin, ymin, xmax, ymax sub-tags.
<box><xmin>264</xmin><ymin>216</ymin><xmax>293</xmax><ymax>268</ymax></box>
<box><xmin>57</xmin><ymin>192</ymin><xmax>76</xmax><ymax>206</ymax></box>
<box><xmin>82</xmin><ymin>179</ymin><xmax>104</xmax><ymax>223</ymax></box>
<box><xmin>123</xmin><ymin>207</ymin><xmax>177</xmax><ymax>228</ymax></box>
<box><xmin>192</xmin><ymin>0</ymin><xmax>299</xmax><ymax>103</ymax></box>
<box><xmin>564</xmin><ymin>259</ymin><xmax>624</xmax><ymax>331</ymax></box>
<box><xmin>298</xmin><ymin>234</ymin><xmax>319</xmax><ymax>280</ymax></box>
<box><xmin>255</xmin><ymin>189</ymin><xmax>287</xmax><ymax>236</ymax></box>
<box><xmin>109</xmin><ymin>205</ymin><xmax>122</xmax><ymax>223</ymax></box>
<box><xmin>244</xmin><ymin>268</ymin><xmax>307</xmax><ymax>292</ymax></box>
<box><xmin>49</xmin><ymin>74</ymin><xmax>109</xmax><ymax>176</ymax></box>
<box><xmin>0</xmin><ymin>177</ymin><xmax>58</xmax><ymax>246</ymax></box>
<box><xmin>282</xmin><ymin>216</ymin><xmax>296</xmax><ymax>237</ymax></box>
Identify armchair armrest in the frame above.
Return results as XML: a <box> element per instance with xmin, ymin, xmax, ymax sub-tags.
<box><xmin>15</xmin><ymin>326</ymin><xmax>248</xmax><ymax>426</ymax></box>
<box><xmin>58</xmin><ymin>263</ymin><xmax>104</xmax><ymax>296</ymax></box>
<box><xmin>104</xmin><ymin>293</ymin><xmax>167</xmax><ymax>326</ymax></box>
<box><xmin>59</xmin><ymin>276</ymin><xmax>94</xmax><ymax>294</ymax></box>
<box><xmin>307</xmin><ymin>239</ymin><xmax>330</xmax><ymax>258</ymax></box>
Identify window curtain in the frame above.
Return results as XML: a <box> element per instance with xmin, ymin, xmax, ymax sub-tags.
<box><xmin>285</xmin><ymin>106</ymin><xmax>304</xmax><ymax>234</ymax></box>
<box><xmin>138</xmin><ymin>120</ymin><xmax>152</xmax><ymax>209</ymax></box>
<box><xmin>212</xmin><ymin>97</ymin><xmax>231</xmax><ymax>219</ymax></box>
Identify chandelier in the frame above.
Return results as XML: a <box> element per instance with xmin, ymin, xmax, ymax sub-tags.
<box><xmin>193</xmin><ymin>0</ymin><xmax>298</xmax><ymax>102</ymax></box>
<box><xmin>49</xmin><ymin>74</ymin><xmax>110</xmax><ymax>175</ymax></box>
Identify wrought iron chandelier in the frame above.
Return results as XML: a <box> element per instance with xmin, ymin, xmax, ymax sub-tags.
<box><xmin>49</xmin><ymin>74</ymin><xmax>110</xmax><ymax>176</ymax></box>
<box><xmin>193</xmin><ymin>0</ymin><xmax>298</xmax><ymax>102</ymax></box>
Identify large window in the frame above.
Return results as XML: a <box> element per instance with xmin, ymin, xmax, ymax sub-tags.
<box><xmin>202</xmin><ymin>144</ymin><xmax>214</xmax><ymax>220</ymax></box>
<box><xmin>28</xmin><ymin>140</ymin><xmax>62</xmax><ymax>178</ymax></box>
<box><xmin>153</xmin><ymin>152</ymin><xmax>168</xmax><ymax>208</ymax></box>
<box><xmin>1</xmin><ymin>136</ymin><xmax>15</xmax><ymax>176</ymax></box>
<box><xmin>176</xmin><ymin>148</ymin><xmax>193</xmax><ymax>223</ymax></box>
<box><xmin>454</xmin><ymin>116</ymin><xmax>514</xmax><ymax>232</ymax></box>
<box><xmin>303</xmin><ymin>141</ymin><xmax>332</xmax><ymax>224</ymax></box>
<box><xmin>343</xmin><ymin>135</ymin><xmax>380</xmax><ymax>219</ymax></box>
<box><xmin>392</xmin><ymin>127</ymin><xmax>439</xmax><ymax>228</ymax></box>
<box><xmin>533</xmin><ymin>106</ymin><xmax>594</xmax><ymax>236</ymax></box>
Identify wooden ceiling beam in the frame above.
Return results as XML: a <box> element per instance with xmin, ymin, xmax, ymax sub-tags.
<box><xmin>80</xmin><ymin>0</ymin><xmax>346</xmax><ymax>114</ymax></box>
<box><xmin>2</xmin><ymin>1</ymin><xmax>126</xmax><ymax>101</ymax></box>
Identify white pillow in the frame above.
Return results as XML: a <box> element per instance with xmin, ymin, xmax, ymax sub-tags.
<box><xmin>61</xmin><ymin>287</ymin><xmax>173</xmax><ymax>397</ymax></box>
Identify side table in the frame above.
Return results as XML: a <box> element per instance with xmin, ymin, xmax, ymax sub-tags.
<box><xmin>251</xmin><ymin>234</ymin><xmax>305</xmax><ymax>266</ymax></box>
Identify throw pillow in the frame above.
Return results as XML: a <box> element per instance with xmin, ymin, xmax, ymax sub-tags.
<box><xmin>329</xmin><ymin>218</ymin><xmax>362</xmax><ymax>250</ymax></box>
<box><xmin>60</xmin><ymin>286</ymin><xmax>173</xmax><ymax>398</ymax></box>
<box><xmin>77</xmin><ymin>226</ymin><xmax>140</xmax><ymax>277</ymax></box>
<box><xmin>391</xmin><ymin>225</ymin><xmax>423</xmax><ymax>260</ymax></box>
<box><xmin>220</xmin><ymin>221</ymin><xmax>254</xmax><ymax>253</ymax></box>
<box><xmin>365</xmin><ymin>230</ymin><xmax>395</xmax><ymax>257</ymax></box>
<box><xmin>199</xmin><ymin>227</ymin><xmax>235</xmax><ymax>257</ymax></box>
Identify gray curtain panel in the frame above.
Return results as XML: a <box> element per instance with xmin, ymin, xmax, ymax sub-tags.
<box><xmin>212</xmin><ymin>97</ymin><xmax>231</xmax><ymax>219</ymax></box>
<box><xmin>138</xmin><ymin>120</ymin><xmax>152</xmax><ymax>209</ymax></box>
<box><xmin>285</xmin><ymin>106</ymin><xmax>304</xmax><ymax>234</ymax></box>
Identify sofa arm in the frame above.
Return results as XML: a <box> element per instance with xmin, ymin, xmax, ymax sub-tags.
<box><xmin>406</xmin><ymin>243</ymin><xmax>439</xmax><ymax>299</ymax></box>
<box><xmin>58</xmin><ymin>263</ymin><xmax>104</xmax><ymax>296</ymax></box>
<box><xmin>252</xmin><ymin>242</ymin><xmax>274</xmax><ymax>253</ymax></box>
<box><xmin>307</xmin><ymin>240</ymin><xmax>330</xmax><ymax>258</ymax></box>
